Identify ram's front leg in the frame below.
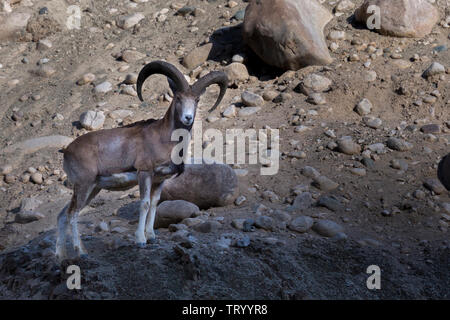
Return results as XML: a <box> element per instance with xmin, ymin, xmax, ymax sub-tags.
<box><xmin>135</xmin><ymin>171</ymin><xmax>151</xmax><ymax>248</ymax></box>
<box><xmin>145</xmin><ymin>182</ymin><xmax>163</xmax><ymax>242</ymax></box>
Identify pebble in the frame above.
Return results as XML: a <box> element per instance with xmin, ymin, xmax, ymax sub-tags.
<box><xmin>232</xmin><ymin>54</ymin><xmax>245</xmax><ymax>63</ymax></box>
<box><xmin>120</xmin><ymin>85</ymin><xmax>137</xmax><ymax>97</ymax></box>
<box><xmin>124</xmin><ymin>73</ymin><xmax>138</xmax><ymax>85</ymax></box>
<box><xmin>420</xmin><ymin>124</ymin><xmax>440</xmax><ymax>134</ymax></box>
<box><xmin>291</xmin><ymin>192</ymin><xmax>314</xmax><ymax>211</ymax></box>
<box><xmin>241</xmin><ymin>91</ymin><xmax>264</xmax><ymax>106</ymax></box>
<box><xmin>337</xmin><ymin>136</ymin><xmax>361</xmax><ymax>155</ymax></box>
<box><xmin>80</xmin><ymin>111</ymin><xmax>105</xmax><ymax>131</ymax></box>
<box><xmin>234</xmin><ymin>195</ymin><xmax>246</xmax><ymax>206</ymax></box>
<box><xmin>182</xmin><ymin>43</ymin><xmax>213</xmax><ymax>69</ymax></box>
<box><xmin>288</xmin><ymin>216</ymin><xmax>314</xmax><ymax>233</ymax></box>
<box><xmin>263</xmin><ymin>90</ymin><xmax>279</xmax><ymax>101</ymax></box>
<box><xmin>224</xmin><ymin>62</ymin><xmax>249</xmax><ymax>83</ymax></box>
<box><xmin>31</xmin><ymin>173</ymin><xmax>43</xmax><ymax>184</ymax></box>
<box><xmin>391</xmin><ymin>159</ymin><xmax>408</xmax><ymax>171</ymax></box>
<box><xmin>193</xmin><ymin>221</ymin><xmax>221</xmax><ymax>233</ymax></box>
<box><xmin>238</xmin><ymin>107</ymin><xmax>261</xmax><ymax>117</ymax></box>
<box><xmin>355</xmin><ymin>98</ymin><xmax>372</xmax><ymax>116</ymax></box>
<box><xmin>423</xmin><ymin>179</ymin><xmax>446</xmax><ymax>195</ymax></box>
<box><xmin>77</xmin><ymin>73</ymin><xmax>96</xmax><ymax>85</ymax></box>
<box><xmin>363</xmin><ymin>70</ymin><xmax>377</xmax><ymax>82</ymax></box>
<box><xmin>97</xmin><ymin>221</ymin><xmax>109</xmax><ymax>232</ymax></box>
<box><xmin>94</xmin><ymin>81</ymin><xmax>113</xmax><ymax>94</ymax></box>
<box><xmin>15</xmin><ymin>211</ymin><xmax>45</xmax><ymax>224</ymax></box>
<box><xmin>423</xmin><ymin>62</ymin><xmax>445</xmax><ymax>78</ymax></box>
<box><xmin>312</xmin><ymin>175</ymin><xmax>339</xmax><ymax>192</ymax></box>
<box><xmin>349</xmin><ymin>168</ymin><xmax>366</xmax><ymax>176</ymax></box>
<box><xmin>307</xmin><ymin>93</ymin><xmax>327</xmax><ymax>105</ymax></box>
<box><xmin>298</xmin><ymin>74</ymin><xmax>332</xmax><ymax>95</ymax></box>
<box><xmin>317</xmin><ymin>196</ymin><xmax>342</xmax><ymax>212</ymax></box>
<box><xmin>233</xmin><ymin>9</ymin><xmax>245</xmax><ymax>21</ymax></box>
<box><xmin>312</xmin><ymin>220</ymin><xmax>344</xmax><ymax>237</ymax></box>
<box><xmin>222</xmin><ymin>104</ymin><xmax>237</xmax><ymax>118</ymax></box>
<box><xmin>386</xmin><ymin>138</ymin><xmax>413</xmax><ymax>152</ymax></box>
<box><xmin>0</xmin><ymin>165</ymin><xmax>13</xmax><ymax>175</ymax></box>
<box><xmin>301</xmin><ymin>166</ymin><xmax>320</xmax><ymax>178</ymax></box>
<box><xmin>234</xmin><ymin>236</ymin><xmax>251</xmax><ymax>248</ymax></box>
<box><xmin>364</xmin><ymin>117</ymin><xmax>382</xmax><ymax>129</ymax></box>
<box><xmin>254</xmin><ymin>216</ymin><xmax>275</xmax><ymax>231</ymax></box>
<box><xmin>116</xmin><ymin>13</ymin><xmax>145</xmax><ymax>29</ymax></box>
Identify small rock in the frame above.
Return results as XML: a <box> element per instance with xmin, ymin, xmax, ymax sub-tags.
<box><xmin>337</xmin><ymin>136</ymin><xmax>361</xmax><ymax>155</ymax></box>
<box><xmin>182</xmin><ymin>43</ymin><xmax>213</xmax><ymax>70</ymax></box>
<box><xmin>291</xmin><ymin>192</ymin><xmax>314</xmax><ymax>211</ymax></box>
<box><xmin>317</xmin><ymin>196</ymin><xmax>342</xmax><ymax>212</ymax></box>
<box><xmin>254</xmin><ymin>216</ymin><xmax>275</xmax><ymax>231</ymax></box>
<box><xmin>298</xmin><ymin>74</ymin><xmax>332</xmax><ymax>95</ymax></box>
<box><xmin>222</xmin><ymin>104</ymin><xmax>237</xmax><ymax>118</ymax></box>
<box><xmin>288</xmin><ymin>216</ymin><xmax>314</xmax><ymax>233</ymax></box>
<box><xmin>155</xmin><ymin>200</ymin><xmax>200</xmax><ymax>228</ymax></box>
<box><xmin>312</xmin><ymin>175</ymin><xmax>339</xmax><ymax>192</ymax></box>
<box><xmin>193</xmin><ymin>221</ymin><xmax>221</xmax><ymax>233</ymax></box>
<box><xmin>15</xmin><ymin>211</ymin><xmax>45</xmax><ymax>224</ymax></box>
<box><xmin>355</xmin><ymin>98</ymin><xmax>372</xmax><ymax>116</ymax></box>
<box><xmin>420</xmin><ymin>124</ymin><xmax>440</xmax><ymax>134</ymax></box>
<box><xmin>116</xmin><ymin>13</ymin><xmax>145</xmax><ymax>29</ymax></box>
<box><xmin>77</xmin><ymin>73</ymin><xmax>96</xmax><ymax>85</ymax></box>
<box><xmin>423</xmin><ymin>179</ymin><xmax>446</xmax><ymax>195</ymax></box>
<box><xmin>80</xmin><ymin>111</ymin><xmax>105</xmax><ymax>131</ymax></box>
<box><xmin>238</xmin><ymin>107</ymin><xmax>261</xmax><ymax>117</ymax></box>
<box><xmin>387</xmin><ymin>138</ymin><xmax>413</xmax><ymax>152</ymax></box>
<box><xmin>234</xmin><ymin>195</ymin><xmax>246</xmax><ymax>206</ymax></box>
<box><xmin>94</xmin><ymin>81</ymin><xmax>113</xmax><ymax>94</ymax></box>
<box><xmin>423</xmin><ymin>62</ymin><xmax>445</xmax><ymax>78</ymax></box>
<box><xmin>223</xmin><ymin>62</ymin><xmax>249</xmax><ymax>83</ymax></box>
<box><xmin>312</xmin><ymin>220</ymin><xmax>344</xmax><ymax>237</ymax></box>
<box><xmin>241</xmin><ymin>91</ymin><xmax>264</xmax><ymax>106</ymax></box>
<box><xmin>31</xmin><ymin>173</ymin><xmax>43</xmax><ymax>184</ymax></box>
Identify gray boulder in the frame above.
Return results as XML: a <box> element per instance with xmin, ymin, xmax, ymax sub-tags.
<box><xmin>161</xmin><ymin>162</ymin><xmax>238</xmax><ymax>209</ymax></box>
<box><xmin>243</xmin><ymin>0</ymin><xmax>333</xmax><ymax>70</ymax></box>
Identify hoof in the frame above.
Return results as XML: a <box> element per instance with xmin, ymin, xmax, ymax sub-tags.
<box><xmin>136</xmin><ymin>242</ymin><xmax>146</xmax><ymax>248</ymax></box>
<box><xmin>55</xmin><ymin>250</ymin><xmax>66</xmax><ymax>262</ymax></box>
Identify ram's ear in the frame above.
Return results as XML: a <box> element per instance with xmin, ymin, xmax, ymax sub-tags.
<box><xmin>168</xmin><ymin>78</ymin><xmax>178</xmax><ymax>95</ymax></box>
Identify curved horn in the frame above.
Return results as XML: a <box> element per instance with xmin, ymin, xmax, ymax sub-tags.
<box><xmin>137</xmin><ymin>61</ymin><xmax>189</xmax><ymax>102</ymax></box>
<box><xmin>438</xmin><ymin>153</ymin><xmax>450</xmax><ymax>191</ymax></box>
<box><xmin>191</xmin><ymin>71</ymin><xmax>228</xmax><ymax>112</ymax></box>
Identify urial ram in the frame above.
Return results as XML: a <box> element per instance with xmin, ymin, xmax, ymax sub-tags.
<box><xmin>56</xmin><ymin>61</ymin><xmax>228</xmax><ymax>260</ymax></box>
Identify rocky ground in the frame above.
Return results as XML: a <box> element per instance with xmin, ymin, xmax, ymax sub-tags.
<box><xmin>0</xmin><ymin>0</ymin><xmax>449</xmax><ymax>299</ymax></box>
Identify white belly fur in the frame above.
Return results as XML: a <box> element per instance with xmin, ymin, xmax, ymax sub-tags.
<box><xmin>98</xmin><ymin>172</ymin><xmax>138</xmax><ymax>191</ymax></box>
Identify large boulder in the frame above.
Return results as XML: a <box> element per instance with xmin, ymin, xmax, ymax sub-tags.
<box><xmin>242</xmin><ymin>0</ymin><xmax>333</xmax><ymax>70</ymax></box>
<box><xmin>160</xmin><ymin>163</ymin><xmax>238</xmax><ymax>209</ymax></box>
<box><xmin>437</xmin><ymin>154</ymin><xmax>450</xmax><ymax>191</ymax></box>
<box><xmin>355</xmin><ymin>0</ymin><xmax>440</xmax><ymax>38</ymax></box>
<box><xmin>154</xmin><ymin>200</ymin><xmax>200</xmax><ymax>228</ymax></box>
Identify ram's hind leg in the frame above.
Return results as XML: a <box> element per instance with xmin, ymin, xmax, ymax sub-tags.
<box><xmin>135</xmin><ymin>172</ymin><xmax>152</xmax><ymax>247</ymax></box>
<box><xmin>145</xmin><ymin>183</ymin><xmax>163</xmax><ymax>242</ymax></box>
<box><xmin>55</xmin><ymin>204</ymin><xmax>70</xmax><ymax>261</ymax></box>
<box><xmin>68</xmin><ymin>183</ymin><xmax>100</xmax><ymax>258</ymax></box>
